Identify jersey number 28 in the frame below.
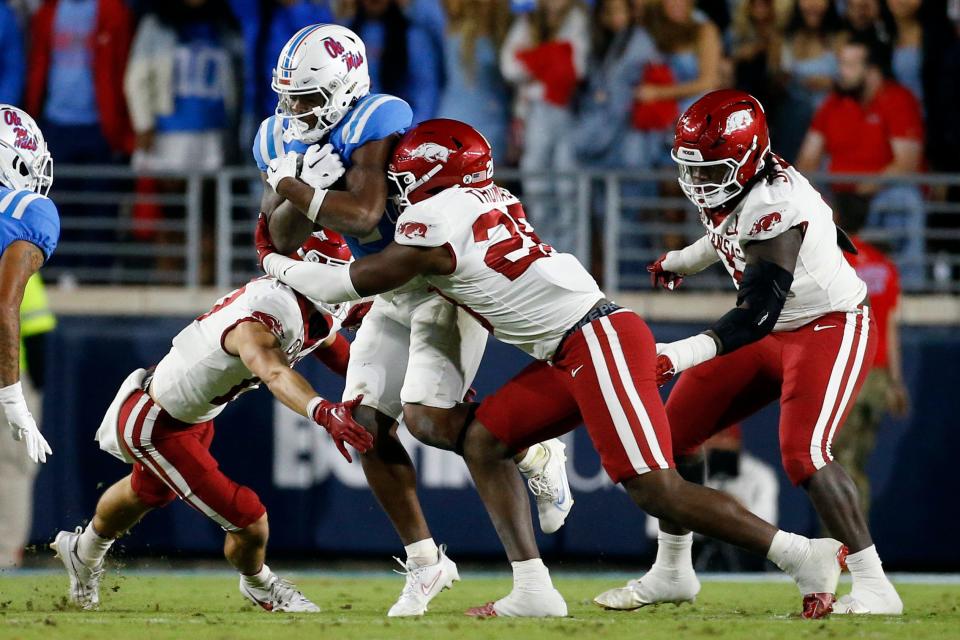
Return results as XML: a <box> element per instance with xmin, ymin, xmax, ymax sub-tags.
<box><xmin>472</xmin><ymin>203</ymin><xmax>553</xmax><ymax>281</ymax></box>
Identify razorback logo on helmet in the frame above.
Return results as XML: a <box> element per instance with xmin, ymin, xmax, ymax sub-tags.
<box><xmin>723</xmin><ymin>109</ymin><xmax>754</xmax><ymax>136</ymax></box>
<box><xmin>398</xmin><ymin>221</ymin><xmax>429</xmax><ymax>238</ymax></box>
<box><xmin>409</xmin><ymin>143</ymin><xmax>453</xmax><ymax>163</ymax></box>
<box><xmin>251</xmin><ymin>311</ymin><xmax>285</xmax><ymax>340</ymax></box>
<box><xmin>749</xmin><ymin>212</ymin><xmax>782</xmax><ymax>236</ymax></box>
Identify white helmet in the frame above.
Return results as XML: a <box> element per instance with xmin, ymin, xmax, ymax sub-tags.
<box><xmin>272</xmin><ymin>24</ymin><xmax>371</xmax><ymax>144</ymax></box>
<box><xmin>0</xmin><ymin>105</ymin><xmax>52</xmax><ymax>196</ymax></box>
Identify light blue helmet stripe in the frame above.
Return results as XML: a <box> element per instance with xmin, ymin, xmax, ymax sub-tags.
<box><xmin>282</xmin><ymin>24</ymin><xmax>325</xmax><ymax>72</ymax></box>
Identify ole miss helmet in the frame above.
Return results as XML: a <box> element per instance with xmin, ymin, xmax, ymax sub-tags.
<box><xmin>387</xmin><ymin>118</ymin><xmax>494</xmax><ymax>212</ymax></box>
<box><xmin>671</xmin><ymin>90</ymin><xmax>770</xmax><ymax>211</ymax></box>
<box><xmin>0</xmin><ymin>105</ymin><xmax>52</xmax><ymax>196</ymax></box>
<box><xmin>296</xmin><ymin>228</ymin><xmax>352</xmax><ymax>266</ymax></box>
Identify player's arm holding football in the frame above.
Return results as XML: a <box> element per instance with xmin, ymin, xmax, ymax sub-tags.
<box><xmin>0</xmin><ymin>241</ymin><xmax>51</xmax><ymax>463</ymax></box>
<box><xmin>262</xmin><ymin>137</ymin><xmax>398</xmax><ymax>253</ymax></box>
<box><xmin>656</xmin><ymin>227</ymin><xmax>802</xmax><ymax>384</ymax></box>
<box><xmin>223</xmin><ymin>320</ymin><xmax>373</xmax><ymax>461</ymax></box>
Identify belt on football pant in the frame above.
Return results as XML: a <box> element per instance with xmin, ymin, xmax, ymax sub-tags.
<box><xmin>555</xmin><ymin>299</ymin><xmax>621</xmax><ymax>355</ymax></box>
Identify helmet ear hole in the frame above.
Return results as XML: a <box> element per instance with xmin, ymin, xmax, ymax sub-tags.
<box><xmin>15</xmin><ymin>157</ymin><xmax>28</xmax><ymax>176</ymax></box>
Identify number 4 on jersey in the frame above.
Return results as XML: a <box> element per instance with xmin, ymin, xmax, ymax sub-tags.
<box><xmin>472</xmin><ymin>203</ymin><xmax>553</xmax><ymax>281</ymax></box>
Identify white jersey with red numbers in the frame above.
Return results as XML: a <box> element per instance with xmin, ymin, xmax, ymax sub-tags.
<box><xmin>150</xmin><ymin>277</ymin><xmax>344</xmax><ymax>423</ymax></box>
<box><xmin>394</xmin><ymin>185</ymin><xmax>604</xmax><ymax>360</ymax></box>
<box><xmin>700</xmin><ymin>156</ymin><xmax>867</xmax><ymax>331</ymax></box>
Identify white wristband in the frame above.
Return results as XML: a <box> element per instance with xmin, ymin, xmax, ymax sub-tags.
<box><xmin>658</xmin><ymin>334</ymin><xmax>718</xmax><ymax>374</ymax></box>
<box><xmin>306</xmin><ymin>396</ymin><xmax>324</xmax><ymax>421</ymax></box>
<box><xmin>307</xmin><ymin>188</ymin><xmax>327</xmax><ymax>222</ymax></box>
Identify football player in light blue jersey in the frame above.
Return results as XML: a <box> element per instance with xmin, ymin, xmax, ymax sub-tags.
<box><xmin>0</xmin><ymin>105</ymin><xmax>58</xmax><ymax>464</ymax></box>
<box><xmin>254</xmin><ymin>24</ymin><xmax>573</xmax><ymax>618</ymax></box>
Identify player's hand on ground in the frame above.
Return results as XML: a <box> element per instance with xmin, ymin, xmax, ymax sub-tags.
<box><xmin>300</xmin><ymin>143</ymin><xmax>345</xmax><ymax>189</ymax></box>
<box><xmin>4</xmin><ymin>401</ymin><xmax>51</xmax><ymax>464</ymax></box>
<box><xmin>342</xmin><ymin>300</ymin><xmax>372</xmax><ymax>330</ymax></box>
<box><xmin>266</xmin><ymin>151</ymin><xmax>301</xmax><ymax>192</ymax></box>
<box><xmin>648</xmin><ymin>254</ymin><xmax>683</xmax><ymax>291</ymax></box>
<box><xmin>254</xmin><ymin>213</ymin><xmax>278</xmax><ymax>269</ymax></box>
<box><xmin>312</xmin><ymin>395</ymin><xmax>373</xmax><ymax>462</ymax></box>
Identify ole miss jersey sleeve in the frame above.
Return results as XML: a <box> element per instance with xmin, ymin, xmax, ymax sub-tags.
<box><xmin>331</xmin><ymin>94</ymin><xmax>412</xmax><ymax>162</ymax></box>
<box><xmin>0</xmin><ymin>188</ymin><xmax>60</xmax><ymax>261</ymax></box>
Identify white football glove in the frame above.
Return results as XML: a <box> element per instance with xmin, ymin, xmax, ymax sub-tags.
<box><xmin>266</xmin><ymin>151</ymin><xmax>301</xmax><ymax>192</ymax></box>
<box><xmin>300</xmin><ymin>143</ymin><xmax>345</xmax><ymax>189</ymax></box>
<box><xmin>0</xmin><ymin>381</ymin><xmax>51</xmax><ymax>464</ymax></box>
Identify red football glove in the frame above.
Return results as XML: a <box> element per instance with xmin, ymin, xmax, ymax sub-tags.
<box><xmin>312</xmin><ymin>394</ymin><xmax>373</xmax><ymax>462</ymax></box>
<box><xmin>655</xmin><ymin>353</ymin><xmax>676</xmax><ymax>387</ymax></box>
<box><xmin>648</xmin><ymin>254</ymin><xmax>683</xmax><ymax>291</ymax></box>
<box><xmin>255</xmin><ymin>213</ymin><xmax>278</xmax><ymax>269</ymax></box>
<box><xmin>342</xmin><ymin>300</ymin><xmax>372</xmax><ymax>330</ymax></box>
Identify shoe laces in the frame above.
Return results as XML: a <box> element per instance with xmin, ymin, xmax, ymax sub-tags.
<box><xmin>269</xmin><ymin>577</ymin><xmax>307</xmax><ymax>605</ymax></box>
<box><xmin>392</xmin><ymin>557</ymin><xmax>430</xmax><ymax>600</ymax></box>
<box><xmin>527</xmin><ymin>472</ymin><xmax>558</xmax><ymax>502</ymax></box>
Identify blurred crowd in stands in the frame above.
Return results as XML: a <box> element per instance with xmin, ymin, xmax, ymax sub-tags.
<box><xmin>1</xmin><ymin>0</ymin><xmax>959</xmax><ymax>287</ymax></box>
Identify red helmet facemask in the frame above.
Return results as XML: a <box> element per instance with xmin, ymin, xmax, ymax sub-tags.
<box><xmin>387</xmin><ymin>118</ymin><xmax>494</xmax><ymax>212</ymax></box>
<box><xmin>672</xmin><ymin>90</ymin><xmax>771</xmax><ymax>211</ymax></box>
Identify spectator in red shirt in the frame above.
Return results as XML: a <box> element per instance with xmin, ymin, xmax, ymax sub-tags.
<box><xmin>796</xmin><ymin>33</ymin><xmax>926</xmax><ymax>287</ymax></box>
<box><xmin>831</xmin><ymin>203</ymin><xmax>909</xmax><ymax>518</ymax></box>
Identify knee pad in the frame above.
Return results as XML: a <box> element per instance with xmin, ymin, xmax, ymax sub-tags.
<box><xmin>781</xmin><ymin>449</ymin><xmax>818</xmax><ymax>487</ymax></box>
<box><xmin>130</xmin><ymin>466</ymin><xmax>177</xmax><ymax>509</ymax></box>
<box><xmin>230</xmin><ymin>485</ymin><xmax>266</xmax><ymax>530</ymax></box>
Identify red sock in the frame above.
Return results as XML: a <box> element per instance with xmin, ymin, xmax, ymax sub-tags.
<box><xmin>315</xmin><ymin>333</ymin><xmax>350</xmax><ymax>378</ymax></box>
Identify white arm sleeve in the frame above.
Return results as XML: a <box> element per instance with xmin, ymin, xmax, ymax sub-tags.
<box><xmin>660</xmin><ymin>235</ymin><xmax>720</xmax><ymax>275</ymax></box>
<box><xmin>262</xmin><ymin>253</ymin><xmax>361</xmax><ymax>304</ymax></box>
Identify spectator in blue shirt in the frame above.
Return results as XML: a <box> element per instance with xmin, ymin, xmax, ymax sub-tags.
<box><xmin>437</xmin><ymin>0</ymin><xmax>511</xmax><ymax>166</ymax></box>
<box><xmin>351</xmin><ymin>0</ymin><xmax>443</xmax><ymax>124</ymax></box>
<box><xmin>0</xmin><ymin>1</ymin><xmax>25</xmax><ymax>105</ymax></box>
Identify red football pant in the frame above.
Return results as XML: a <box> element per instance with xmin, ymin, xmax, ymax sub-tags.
<box><xmin>667</xmin><ymin>305</ymin><xmax>877</xmax><ymax>485</ymax></box>
<box><xmin>477</xmin><ymin>310</ymin><xmax>673</xmax><ymax>483</ymax></box>
<box><xmin>117</xmin><ymin>389</ymin><xmax>266</xmax><ymax>532</ymax></box>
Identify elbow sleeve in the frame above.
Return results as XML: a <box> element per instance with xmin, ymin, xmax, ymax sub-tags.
<box><xmin>709</xmin><ymin>259</ymin><xmax>793</xmax><ymax>354</ymax></box>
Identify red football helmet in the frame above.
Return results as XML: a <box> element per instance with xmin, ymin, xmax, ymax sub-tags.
<box><xmin>671</xmin><ymin>89</ymin><xmax>770</xmax><ymax>210</ymax></box>
<box><xmin>296</xmin><ymin>228</ymin><xmax>352</xmax><ymax>266</ymax></box>
<box><xmin>387</xmin><ymin>118</ymin><xmax>494</xmax><ymax>211</ymax></box>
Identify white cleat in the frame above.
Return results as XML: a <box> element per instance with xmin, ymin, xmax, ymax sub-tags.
<box><xmin>466</xmin><ymin>586</ymin><xmax>568</xmax><ymax>618</ymax></box>
<box><xmin>793</xmin><ymin>538</ymin><xmax>847</xmax><ymax>619</ymax></box>
<box><xmin>520</xmin><ymin>440</ymin><xmax>574</xmax><ymax>534</ymax></box>
<box><xmin>833</xmin><ymin>582</ymin><xmax>903</xmax><ymax>615</ymax></box>
<box><xmin>593</xmin><ymin>568</ymin><xmax>700</xmax><ymax>610</ymax></box>
<box><xmin>387</xmin><ymin>544</ymin><xmax>460</xmax><ymax>617</ymax></box>
<box><xmin>50</xmin><ymin>528</ymin><xmax>104</xmax><ymax>611</ymax></box>
<box><xmin>239</xmin><ymin>571</ymin><xmax>320</xmax><ymax>612</ymax></box>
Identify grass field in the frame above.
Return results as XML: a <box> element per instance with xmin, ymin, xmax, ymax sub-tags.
<box><xmin>1</xmin><ymin>572</ymin><xmax>958</xmax><ymax>640</ymax></box>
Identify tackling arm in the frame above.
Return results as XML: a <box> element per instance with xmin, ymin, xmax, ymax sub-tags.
<box><xmin>0</xmin><ymin>241</ymin><xmax>51</xmax><ymax>462</ymax></box>
<box><xmin>267</xmin><ymin>137</ymin><xmax>398</xmax><ymax>252</ymax></box>
<box><xmin>262</xmin><ymin>241</ymin><xmax>454</xmax><ymax>303</ymax></box>
<box><xmin>224</xmin><ymin>321</ymin><xmax>372</xmax><ymax>461</ymax></box>
<box><xmin>656</xmin><ymin>229</ymin><xmax>801</xmax><ymax>384</ymax></box>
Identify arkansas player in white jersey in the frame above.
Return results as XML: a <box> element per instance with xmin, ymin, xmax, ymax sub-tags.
<box><xmin>596</xmin><ymin>90</ymin><xmax>902</xmax><ymax>617</ymax></box>
<box><xmin>259</xmin><ymin>118</ymin><xmax>850</xmax><ymax>619</ymax></box>
<box><xmin>50</xmin><ymin>232</ymin><xmax>372</xmax><ymax>613</ymax></box>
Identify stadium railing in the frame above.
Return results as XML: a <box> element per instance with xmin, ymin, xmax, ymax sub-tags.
<box><xmin>42</xmin><ymin>165</ymin><xmax>960</xmax><ymax>293</ymax></box>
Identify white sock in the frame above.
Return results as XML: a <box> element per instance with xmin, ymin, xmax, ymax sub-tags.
<box><xmin>511</xmin><ymin>558</ymin><xmax>553</xmax><ymax>591</ymax></box>
<box><xmin>76</xmin><ymin>523</ymin><xmax>113</xmax><ymax>567</ymax></box>
<box><xmin>766</xmin><ymin>530</ymin><xmax>809</xmax><ymax>575</ymax></box>
<box><xmin>651</xmin><ymin>531</ymin><xmax>694</xmax><ymax>574</ymax></box>
<box><xmin>404</xmin><ymin>538</ymin><xmax>439</xmax><ymax>568</ymax></box>
<box><xmin>846</xmin><ymin>545</ymin><xmax>887</xmax><ymax>586</ymax></box>
<box><xmin>241</xmin><ymin>563</ymin><xmax>273</xmax><ymax>589</ymax></box>
<box><xmin>516</xmin><ymin>444</ymin><xmax>548</xmax><ymax>474</ymax></box>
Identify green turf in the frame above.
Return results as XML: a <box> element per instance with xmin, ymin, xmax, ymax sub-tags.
<box><xmin>0</xmin><ymin>574</ymin><xmax>958</xmax><ymax>640</ymax></box>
